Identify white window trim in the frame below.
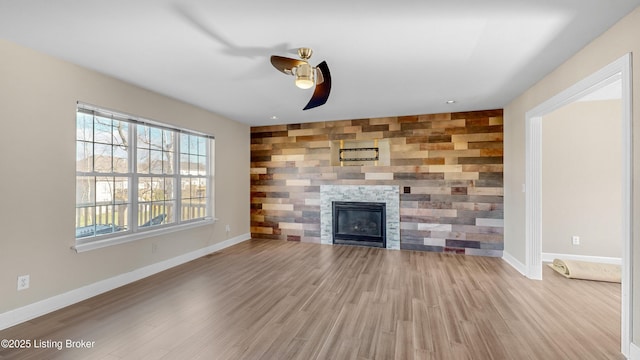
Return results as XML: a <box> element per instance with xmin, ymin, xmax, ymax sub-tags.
<box><xmin>73</xmin><ymin>217</ymin><xmax>217</xmax><ymax>253</ymax></box>
<box><xmin>74</xmin><ymin>102</ymin><xmax>215</xmax><ymax>252</ymax></box>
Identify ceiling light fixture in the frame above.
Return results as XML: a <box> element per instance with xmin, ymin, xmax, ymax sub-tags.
<box><xmin>446</xmin><ymin>100</ymin><xmax>456</xmax><ymax>104</ymax></box>
<box><xmin>294</xmin><ymin>62</ymin><xmax>314</xmax><ymax>89</ymax></box>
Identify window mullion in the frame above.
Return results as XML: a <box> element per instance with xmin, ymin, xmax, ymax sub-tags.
<box><xmin>131</xmin><ymin>123</ymin><xmax>138</xmax><ymax>232</ymax></box>
<box><xmin>90</xmin><ymin>112</ymin><xmax>96</xmax><ymax>234</ymax></box>
<box><xmin>176</xmin><ymin>133</ymin><xmax>182</xmax><ymax>224</ymax></box>
<box><xmin>206</xmin><ymin>139</ymin><xmax>213</xmax><ymax>219</ymax></box>
<box><xmin>110</xmin><ymin>126</ymin><xmax>116</xmax><ymax>230</ymax></box>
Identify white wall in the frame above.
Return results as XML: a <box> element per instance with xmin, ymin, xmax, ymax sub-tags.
<box><xmin>541</xmin><ymin>100</ymin><xmax>622</xmax><ymax>258</ymax></box>
<box><xmin>0</xmin><ymin>39</ymin><xmax>250</xmax><ymax>315</ymax></box>
<box><xmin>504</xmin><ymin>5</ymin><xmax>640</xmax><ymax>347</ymax></box>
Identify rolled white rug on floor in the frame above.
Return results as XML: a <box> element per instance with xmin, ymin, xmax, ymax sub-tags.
<box><xmin>548</xmin><ymin>258</ymin><xmax>621</xmax><ymax>283</ymax></box>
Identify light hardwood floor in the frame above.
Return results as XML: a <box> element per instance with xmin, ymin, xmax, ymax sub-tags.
<box><xmin>0</xmin><ymin>240</ymin><xmax>622</xmax><ymax>360</ymax></box>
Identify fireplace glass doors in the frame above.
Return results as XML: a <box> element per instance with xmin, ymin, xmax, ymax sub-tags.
<box><xmin>332</xmin><ymin>201</ymin><xmax>386</xmax><ymax>248</ymax></box>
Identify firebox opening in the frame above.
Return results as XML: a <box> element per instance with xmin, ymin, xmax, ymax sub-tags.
<box><xmin>332</xmin><ymin>201</ymin><xmax>386</xmax><ymax>248</ymax></box>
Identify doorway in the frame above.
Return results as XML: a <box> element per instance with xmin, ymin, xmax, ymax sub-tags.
<box><xmin>524</xmin><ymin>53</ymin><xmax>632</xmax><ymax>356</ymax></box>
<box><xmin>541</xmin><ymin>82</ymin><xmax>623</xmax><ymax>263</ymax></box>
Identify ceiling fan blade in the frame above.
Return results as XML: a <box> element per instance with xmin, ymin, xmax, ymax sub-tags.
<box><xmin>271</xmin><ymin>55</ymin><xmax>305</xmax><ymax>75</ymax></box>
<box><xmin>303</xmin><ymin>61</ymin><xmax>331</xmax><ymax>110</ymax></box>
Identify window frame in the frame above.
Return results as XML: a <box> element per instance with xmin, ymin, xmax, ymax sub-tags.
<box><xmin>74</xmin><ymin>103</ymin><xmax>215</xmax><ymax>253</ymax></box>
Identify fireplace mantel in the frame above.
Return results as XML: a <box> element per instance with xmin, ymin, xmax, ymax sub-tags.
<box><xmin>320</xmin><ymin>185</ymin><xmax>400</xmax><ymax>249</ymax></box>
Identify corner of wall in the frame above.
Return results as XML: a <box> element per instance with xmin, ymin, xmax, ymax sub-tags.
<box><xmin>501</xmin><ymin>250</ymin><xmax>528</xmax><ymax>277</ymax></box>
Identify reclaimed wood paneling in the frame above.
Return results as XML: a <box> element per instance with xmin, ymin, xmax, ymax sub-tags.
<box><xmin>250</xmin><ymin>109</ymin><xmax>504</xmax><ymax>256</ymax></box>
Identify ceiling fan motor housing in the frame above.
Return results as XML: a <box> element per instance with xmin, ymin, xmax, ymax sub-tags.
<box><xmin>298</xmin><ymin>47</ymin><xmax>313</xmax><ymax>60</ymax></box>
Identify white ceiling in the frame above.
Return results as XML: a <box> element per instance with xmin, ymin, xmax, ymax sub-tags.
<box><xmin>1</xmin><ymin>1</ymin><xmax>638</xmax><ymax>126</ymax></box>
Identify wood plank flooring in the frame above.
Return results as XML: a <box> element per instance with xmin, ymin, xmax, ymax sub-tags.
<box><xmin>0</xmin><ymin>240</ymin><xmax>622</xmax><ymax>360</ymax></box>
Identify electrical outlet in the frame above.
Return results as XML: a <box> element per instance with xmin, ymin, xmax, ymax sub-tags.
<box><xmin>572</xmin><ymin>236</ymin><xmax>580</xmax><ymax>245</ymax></box>
<box><xmin>225</xmin><ymin>224</ymin><xmax>231</xmax><ymax>232</ymax></box>
<box><xmin>17</xmin><ymin>275</ymin><xmax>30</xmax><ymax>291</ymax></box>
<box><xmin>151</xmin><ymin>243</ymin><xmax>158</xmax><ymax>253</ymax></box>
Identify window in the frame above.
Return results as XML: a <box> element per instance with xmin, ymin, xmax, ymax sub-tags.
<box><xmin>75</xmin><ymin>103</ymin><xmax>214</xmax><ymax>251</ymax></box>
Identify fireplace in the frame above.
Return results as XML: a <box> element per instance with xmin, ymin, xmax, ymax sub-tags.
<box><xmin>332</xmin><ymin>201</ymin><xmax>386</xmax><ymax>248</ymax></box>
<box><xmin>320</xmin><ymin>185</ymin><xmax>399</xmax><ymax>249</ymax></box>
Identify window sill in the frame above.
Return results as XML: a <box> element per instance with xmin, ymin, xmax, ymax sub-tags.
<box><xmin>72</xmin><ymin>218</ymin><xmax>217</xmax><ymax>253</ymax></box>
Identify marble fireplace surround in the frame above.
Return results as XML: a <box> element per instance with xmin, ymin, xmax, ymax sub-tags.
<box><xmin>320</xmin><ymin>185</ymin><xmax>400</xmax><ymax>249</ymax></box>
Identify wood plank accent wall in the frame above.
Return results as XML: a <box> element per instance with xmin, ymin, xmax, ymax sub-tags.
<box><xmin>250</xmin><ymin>109</ymin><xmax>504</xmax><ymax>256</ymax></box>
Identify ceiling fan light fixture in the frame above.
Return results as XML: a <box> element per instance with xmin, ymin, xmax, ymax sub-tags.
<box><xmin>294</xmin><ymin>63</ymin><xmax>314</xmax><ymax>89</ymax></box>
<box><xmin>270</xmin><ymin>48</ymin><xmax>331</xmax><ymax>110</ymax></box>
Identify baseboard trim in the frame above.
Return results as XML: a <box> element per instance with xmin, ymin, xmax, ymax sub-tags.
<box><xmin>0</xmin><ymin>233</ymin><xmax>251</xmax><ymax>331</ymax></box>
<box><xmin>502</xmin><ymin>251</ymin><xmax>527</xmax><ymax>277</ymax></box>
<box><xmin>541</xmin><ymin>252</ymin><xmax>622</xmax><ymax>265</ymax></box>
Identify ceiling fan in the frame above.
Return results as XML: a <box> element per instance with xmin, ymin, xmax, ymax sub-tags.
<box><xmin>270</xmin><ymin>48</ymin><xmax>331</xmax><ymax>110</ymax></box>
